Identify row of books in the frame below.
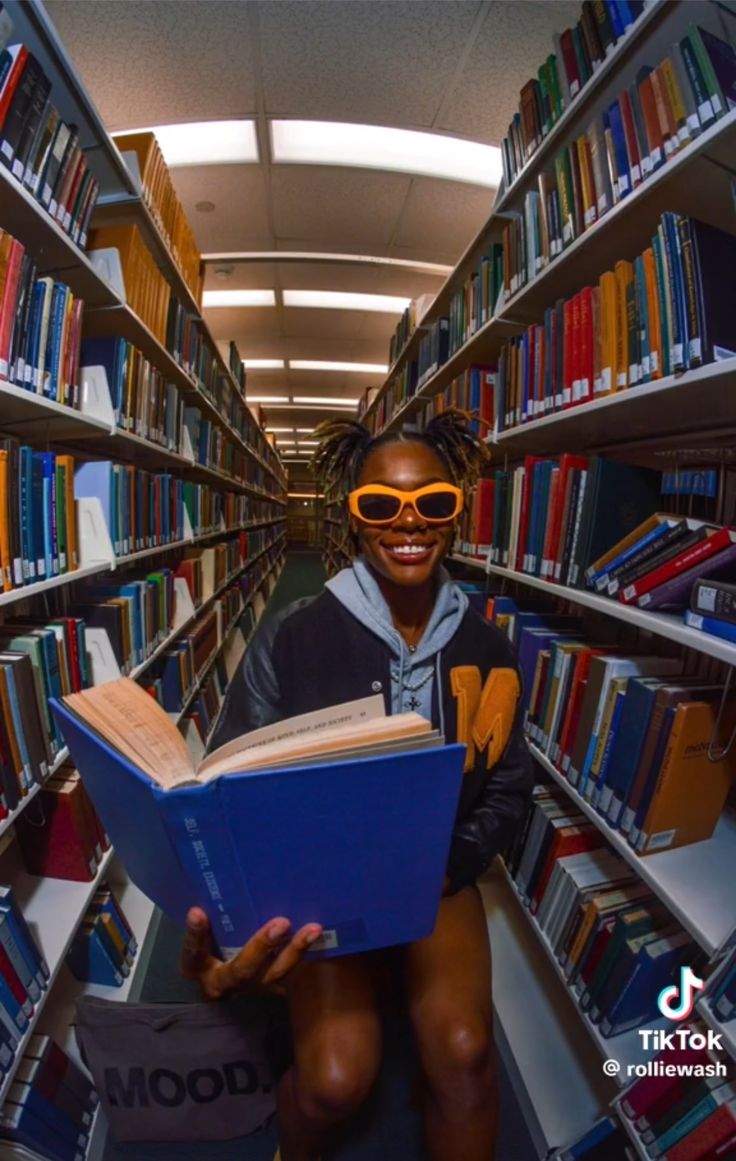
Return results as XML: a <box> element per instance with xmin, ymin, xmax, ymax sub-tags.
<box><xmin>387</xmin><ymin>293</ymin><xmax>434</xmax><ymax>367</ymax></box>
<box><xmin>501</xmin><ymin>0</ymin><xmax>647</xmax><ymax>188</ymax></box>
<box><xmin>503</xmin><ymin>13</ymin><xmax>736</xmax><ymax>297</ymax></box>
<box><xmin>179</xmin><ymin>652</ymin><xmax>231</xmax><ymax>746</ymax></box>
<box><xmin>555</xmin><ymin>1115</ymin><xmax>636</xmax><ymax>1160</ymax></box>
<box><xmin>618</xmin><ymin>1037</ymin><xmax>736</xmax><ymax>1161</ymax></box>
<box><xmin>66</xmin><ymin>885</ymin><xmax>138</xmax><ymax>989</ymax></box>
<box><xmin>0</xmin><ymin>443</ymin><xmax>77</xmax><ymax>590</ymax></box>
<box><xmin>227</xmin><ymin>338</ymin><xmax>247</xmax><ymax>398</ymax></box>
<box><xmin>495</xmin><ymin>214</ymin><xmax>736</xmax><ymax>430</ymax></box>
<box><xmin>0</xmin><ymin>231</ymin><xmax>83</xmax><ymax>403</ymax></box>
<box><xmin>488</xmin><ymin>600</ymin><xmax>736</xmax><ymax>855</ymax></box>
<box><xmin>446</xmin><ymin>243</ymin><xmax>503</xmax><ymax>358</ymax></box>
<box><xmin>0</xmin><ymin>884</ymin><xmax>49</xmax><ymax>1061</ymax></box>
<box><xmin>112</xmin><ymin>130</ymin><xmax>203</xmax><ymax>303</ymax></box>
<box><xmin>0</xmin><ymin>1032</ymin><xmax>98</xmax><ymax>1161</ymax></box>
<box><xmin>75</xmin><ymin>459</ymin><xmax>255</xmax><ymax>558</ymax></box>
<box><xmin>506</xmin><ymin>784</ymin><xmax>701</xmax><ymax>1036</ymax></box>
<box><xmin>88</xmin><ymin>223</ymin><xmax>171</xmax><ymax>348</ymax></box>
<box><xmin>463</xmin><ymin>454</ymin><xmax>736</xmax><ymax>613</ymax></box>
<box><xmin>16</xmin><ymin>766</ymin><xmax>109</xmax><ymax>883</ymax></box>
<box><xmin>155</xmin><ymin>607</ymin><xmax>222</xmax><ymax>713</ymax></box>
<box><xmin>0</xmin><ymin>40</ymin><xmax>100</xmax><ymax>250</ymax></box>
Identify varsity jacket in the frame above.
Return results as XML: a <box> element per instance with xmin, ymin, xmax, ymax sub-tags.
<box><xmin>213</xmin><ymin>588</ymin><xmax>533</xmax><ymax>895</ymax></box>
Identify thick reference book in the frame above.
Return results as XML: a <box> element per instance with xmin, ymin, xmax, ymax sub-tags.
<box><xmin>51</xmin><ymin>680</ymin><xmax>465</xmax><ymax>958</ymax></box>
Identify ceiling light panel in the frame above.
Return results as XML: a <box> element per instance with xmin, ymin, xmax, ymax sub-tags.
<box><xmin>245</xmin><ymin>395</ymin><xmax>290</xmax><ymax>403</ymax></box>
<box><xmin>117</xmin><ymin>120</ymin><xmax>259</xmax><ymax>167</ymax></box>
<box><xmin>243</xmin><ymin>358</ymin><xmax>285</xmax><ymax>369</ymax></box>
<box><xmin>270</xmin><ymin>121</ymin><xmax>502</xmax><ymax>187</ymax></box>
<box><xmin>289</xmin><ymin>361</ymin><xmax>388</xmax><ymax>374</ymax></box>
<box><xmin>292</xmin><ymin>396</ymin><xmax>361</xmax><ymax>406</ymax></box>
<box><xmin>203</xmin><ymin>290</ymin><xmax>276</xmax><ymax>307</ymax></box>
<box><xmin>283</xmin><ymin>290</ymin><xmax>410</xmax><ymax>314</ymax></box>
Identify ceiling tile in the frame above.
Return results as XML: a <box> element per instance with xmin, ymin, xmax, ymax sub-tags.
<box><xmin>270</xmin><ymin>168</ymin><xmax>412</xmax><ymax>250</ymax></box>
<box><xmin>438</xmin><ymin>0</ymin><xmax>581</xmax><ymax>143</ymax></box>
<box><xmin>258</xmin><ymin>0</ymin><xmax>484</xmax><ymax>127</ymax></box>
<box><xmin>46</xmin><ymin>0</ymin><xmax>258</xmax><ymax>129</ymax></box>
<box><xmin>392</xmin><ymin>177</ymin><xmax>493</xmax><ymax>255</ymax></box>
<box><xmin>170</xmin><ymin>166</ymin><xmax>272</xmax><ymax>253</ymax></box>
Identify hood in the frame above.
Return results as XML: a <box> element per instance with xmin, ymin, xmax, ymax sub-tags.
<box><xmin>325</xmin><ymin>555</ymin><xmax>468</xmax><ymax>666</ymax></box>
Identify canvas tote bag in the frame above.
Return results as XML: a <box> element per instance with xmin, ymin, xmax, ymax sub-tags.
<box><xmin>75</xmin><ymin>994</ymin><xmax>281</xmax><ymax>1142</ymax></box>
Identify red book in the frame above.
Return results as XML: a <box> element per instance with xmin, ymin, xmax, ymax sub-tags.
<box><xmin>479</xmin><ymin>370</ymin><xmax>496</xmax><ymax>433</ymax></box>
<box><xmin>540</xmin><ymin>467</ymin><xmax>561</xmax><ymax>577</ymax></box>
<box><xmin>562</xmin><ymin>298</ymin><xmax>575</xmax><ymax>407</ymax></box>
<box><xmin>618</xmin><ymin>88</ymin><xmax>643</xmax><ymax>188</ymax></box>
<box><xmin>530</xmin><ymin>824</ymin><xmax>603</xmax><ymax>912</ymax></box>
<box><xmin>667</xmin><ymin>1102</ymin><xmax>736</xmax><ymax>1161</ymax></box>
<box><xmin>578</xmin><ymin>286</ymin><xmax>594</xmax><ymax>403</ymax></box>
<box><xmin>0</xmin><ymin>941</ymin><xmax>31</xmax><ymax>1014</ymax></box>
<box><xmin>473</xmin><ymin>478</ymin><xmax>495</xmax><ymax>552</ymax></box>
<box><xmin>548</xmin><ymin>453</ymin><xmax>589</xmax><ymax>580</ymax></box>
<box><xmin>0</xmin><ymin>237</ymin><xmax>24</xmax><ymax>380</ymax></box>
<box><xmin>560</xmin><ymin>675</ymin><xmax>589</xmax><ymax>774</ymax></box>
<box><xmin>15</xmin><ymin>776</ymin><xmax>98</xmax><ymax>881</ymax></box>
<box><xmin>619</xmin><ymin>527</ymin><xmax>736</xmax><ymax>604</ymax></box>
<box><xmin>0</xmin><ymin>45</ymin><xmax>29</xmax><ymax>136</ymax></box>
<box><xmin>637</xmin><ymin>70</ymin><xmax>666</xmax><ymax>170</ymax></box>
<box><xmin>621</xmin><ymin>1036</ymin><xmax>712</xmax><ymax>1120</ymax></box>
<box><xmin>559</xmin><ymin>29</ymin><xmax>581</xmax><ymax>98</ymax></box>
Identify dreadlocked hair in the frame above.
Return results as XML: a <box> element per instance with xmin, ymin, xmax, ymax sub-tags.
<box><xmin>311</xmin><ymin>408</ymin><xmax>490</xmax><ymax>497</ymax></box>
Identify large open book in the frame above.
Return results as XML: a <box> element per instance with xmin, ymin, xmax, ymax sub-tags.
<box><xmin>52</xmin><ymin>681</ymin><xmax>466</xmax><ymax>957</ymax></box>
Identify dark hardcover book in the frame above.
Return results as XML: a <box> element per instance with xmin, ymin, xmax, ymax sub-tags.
<box><xmin>25</xmin><ymin>104</ymin><xmax>58</xmax><ymax>195</ymax></box>
<box><xmin>685</xmin><ymin>216</ymin><xmax>736</xmax><ymax>365</ymax></box>
<box><xmin>591</xmin><ymin>0</ymin><xmax>616</xmax><ymax>53</ymax></box>
<box><xmin>691</xmin><ymin>578</ymin><xmax>736</xmax><ymax>623</ymax></box>
<box><xmin>697</xmin><ymin>25</ymin><xmax>736</xmax><ymax>113</ymax></box>
<box><xmin>8</xmin><ymin>252</ymin><xmax>36</xmax><ymax>386</ymax></box>
<box><xmin>610</xmin><ymin>523</ymin><xmax>713</xmax><ymax>593</ymax></box>
<box><xmin>37</xmin><ymin>119</ymin><xmax>71</xmax><ymax>210</ymax></box>
<box><xmin>9</xmin><ymin>66</ymin><xmax>50</xmax><ymax>183</ymax></box>
<box><xmin>568</xmin><ymin>458</ymin><xmax>661</xmax><ymax>588</ymax></box>
<box><xmin>0</xmin><ymin>52</ymin><xmax>42</xmax><ymax>170</ymax></box>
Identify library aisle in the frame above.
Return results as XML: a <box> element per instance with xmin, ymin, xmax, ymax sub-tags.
<box><xmin>97</xmin><ymin>549</ymin><xmax>536</xmax><ymax>1161</ymax></box>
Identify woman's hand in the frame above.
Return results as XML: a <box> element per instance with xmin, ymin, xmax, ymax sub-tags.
<box><xmin>180</xmin><ymin>907</ymin><xmax>323</xmax><ymax>998</ymax></box>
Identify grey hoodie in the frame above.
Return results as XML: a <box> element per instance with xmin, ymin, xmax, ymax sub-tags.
<box><xmin>326</xmin><ymin>556</ymin><xmax>469</xmax><ymax>734</ymax></box>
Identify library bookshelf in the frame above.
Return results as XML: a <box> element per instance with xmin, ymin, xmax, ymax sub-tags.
<box><xmin>0</xmin><ymin>0</ymin><xmax>287</xmax><ymax>1153</ymax></box>
<box><xmin>364</xmin><ymin>0</ymin><xmax>736</xmax><ymax>1154</ymax></box>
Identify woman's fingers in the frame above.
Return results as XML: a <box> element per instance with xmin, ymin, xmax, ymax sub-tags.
<box><xmin>260</xmin><ymin>924</ymin><xmax>323</xmax><ymax>988</ymax></box>
<box><xmin>180</xmin><ymin>906</ymin><xmax>215</xmax><ymax>979</ymax></box>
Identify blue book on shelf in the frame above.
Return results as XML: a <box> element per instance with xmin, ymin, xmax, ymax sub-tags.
<box><xmin>684</xmin><ymin>609</ymin><xmax>736</xmax><ymax>645</ymax></box>
<box><xmin>589</xmin><ymin>520</ymin><xmax>674</xmax><ymax>590</ymax></box>
<box><xmin>67</xmin><ymin>924</ymin><xmax>125</xmax><ymax>988</ymax></box>
<box><xmin>79</xmin><ymin>336</ymin><xmax>127</xmax><ymax>423</ymax></box>
<box><xmin>51</xmin><ymin>697</ymin><xmax>465</xmax><ymax>959</ymax></box>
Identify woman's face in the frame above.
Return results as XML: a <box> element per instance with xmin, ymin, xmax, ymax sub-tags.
<box><xmin>350</xmin><ymin>440</ymin><xmax>457</xmax><ymax>589</ymax></box>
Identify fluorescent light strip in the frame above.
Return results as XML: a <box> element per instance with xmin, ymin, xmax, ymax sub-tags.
<box><xmin>267</xmin><ymin>402</ymin><xmax>358</xmax><ymax>411</ymax></box>
<box><xmin>290</xmin><ymin>362</ymin><xmax>387</xmax><ymax>375</ymax></box>
<box><xmin>246</xmin><ymin>395</ymin><xmax>290</xmax><ymax>403</ymax></box>
<box><xmin>292</xmin><ymin>396</ymin><xmax>361</xmax><ymax>406</ymax></box>
<box><xmin>117</xmin><ymin>120</ymin><xmax>258</xmax><ymax>167</ymax></box>
<box><xmin>296</xmin><ymin>440</ymin><xmax>319</xmax><ymax>447</ymax></box>
<box><xmin>283</xmin><ymin>290</ymin><xmax>410</xmax><ymax>314</ymax></box>
<box><xmin>266</xmin><ymin>427</ymin><xmax>295</xmax><ymax>433</ymax></box>
<box><xmin>243</xmin><ymin>358</ymin><xmax>285</xmax><ymax>369</ymax></box>
<box><xmin>203</xmin><ymin>290</ymin><xmax>276</xmax><ymax>307</ymax></box>
<box><xmin>202</xmin><ymin>251</ymin><xmax>453</xmax><ymax>276</ymax></box>
<box><xmin>271</xmin><ymin>121</ymin><xmax>502</xmax><ymax>187</ymax></box>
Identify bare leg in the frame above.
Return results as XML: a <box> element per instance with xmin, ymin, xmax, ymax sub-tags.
<box><xmin>277</xmin><ymin>953</ymin><xmax>383</xmax><ymax>1161</ymax></box>
<box><xmin>405</xmin><ymin>885</ymin><xmax>497</xmax><ymax>1161</ymax></box>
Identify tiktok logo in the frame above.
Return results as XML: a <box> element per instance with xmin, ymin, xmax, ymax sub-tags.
<box><xmin>657</xmin><ymin>966</ymin><xmax>705</xmax><ymax>1021</ymax></box>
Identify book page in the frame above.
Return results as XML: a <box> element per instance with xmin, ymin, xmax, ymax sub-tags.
<box><xmin>202</xmin><ymin>711</ymin><xmax>432</xmax><ymax>779</ymax></box>
<box><xmin>198</xmin><ymin>694</ymin><xmax>386</xmax><ymax>777</ymax></box>
<box><xmin>63</xmin><ymin>678</ymin><xmax>195</xmax><ymax>787</ymax></box>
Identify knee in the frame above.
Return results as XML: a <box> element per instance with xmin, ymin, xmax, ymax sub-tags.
<box><xmin>296</xmin><ymin>1053</ymin><xmax>378</xmax><ymax>1123</ymax></box>
<box><xmin>429</xmin><ymin>1021</ymin><xmax>494</xmax><ymax>1082</ymax></box>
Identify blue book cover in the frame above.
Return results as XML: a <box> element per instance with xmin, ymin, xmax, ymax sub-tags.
<box><xmin>51</xmin><ymin>697</ymin><xmax>465</xmax><ymax>959</ymax></box>
<box><xmin>661</xmin><ymin>213</ymin><xmax>686</xmax><ymax>371</ymax></box>
<box><xmin>0</xmin><ymin>888</ymin><xmax>49</xmax><ymax>980</ymax></box>
<box><xmin>634</xmin><ymin>253</ymin><xmax>651</xmax><ymax>382</ymax></box>
<box><xmin>25</xmin><ymin>279</ymin><xmax>47</xmax><ymax>392</ymax></box>
<box><xmin>599</xmin><ymin>930</ymin><xmax>692</xmax><ymax>1037</ymax></box>
<box><xmin>684</xmin><ymin>608</ymin><xmax>736</xmax><ymax>645</ymax></box>
<box><xmin>34</xmin><ymin>452</ymin><xmax>57</xmax><ymax>578</ymax></box>
<box><xmin>590</xmin><ymin>520</ymin><xmax>674</xmax><ymax>590</ymax></box>
<box><xmin>608</xmin><ymin>1</ymin><xmax>625</xmax><ymax>40</ymax></box>
<box><xmin>29</xmin><ymin>453</ymin><xmax>45</xmax><ymax>581</ymax></box>
<box><xmin>67</xmin><ymin>924</ymin><xmax>124</xmax><ymax>988</ymax></box>
<box><xmin>44</xmin><ymin>283</ymin><xmax>67</xmax><ymax>402</ymax></box>
<box><xmin>602</xmin><ymin>678</ymin><xmax>660</xmax><ymax>824</ymax></box>
<box><xmin>606</xmin><ymin>99</ymin><xmax>630</xmax><ymax>196</ymax></box>
<box><xmin>0</xmin><ymin>1099</ymin><xmax>80</xmax><ymax>1161</ymax></box>
<box><xmin>11</xmin><ymin>1083</ymin><xmax>87</xmax><ymax>1150</ymax></box>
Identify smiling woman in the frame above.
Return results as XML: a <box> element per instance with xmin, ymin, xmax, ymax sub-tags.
<box><xmin>195</xmin><ymin>409</ymin><xmax>533</xmax><ymax>1161</ymax></box>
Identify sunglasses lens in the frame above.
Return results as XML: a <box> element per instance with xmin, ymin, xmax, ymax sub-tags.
<box><xmin>357</xmin><ymin>494</ymin><xmax>401</xmax><ymax>522</ymax></box>
<box><xmin>416</xmin><ymin>490</ymin><xmax>458</xmax><ymax>520</ymax></box>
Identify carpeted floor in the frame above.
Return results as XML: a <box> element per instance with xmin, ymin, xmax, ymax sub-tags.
<box><xmin>100</xmin><ymin>550</ymin><xmax>539</xmax><ymax>1161</ymax></box>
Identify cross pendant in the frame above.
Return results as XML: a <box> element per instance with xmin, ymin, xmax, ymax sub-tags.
<box><xmin>407</xmin><ymin>695</ymin><xmax>421</xmax><ymax>711</ymax></box>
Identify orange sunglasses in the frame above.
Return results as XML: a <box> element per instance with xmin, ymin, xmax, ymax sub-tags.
<box><xmin>348</xmin><ymin>483</ymin><xmax>464</xmax><ymax>525</ymax></box>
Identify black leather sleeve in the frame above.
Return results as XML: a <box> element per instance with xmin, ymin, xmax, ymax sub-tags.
<box><xmin>444</xmin><ymin>689</ymin><xmax>533</xmax><ymax>895</ymax></box>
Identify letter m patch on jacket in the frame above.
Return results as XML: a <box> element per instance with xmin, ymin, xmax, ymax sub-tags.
<box><xmin>450</xmin><ymin>666</ymin><xmax>520</xmax><ymax>773</ymax></box>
